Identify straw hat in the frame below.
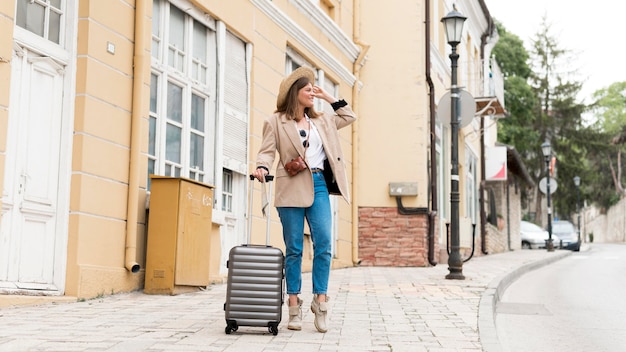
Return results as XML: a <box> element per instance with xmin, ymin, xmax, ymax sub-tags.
<box><xmin>276</xmin><ymin>66</ymin><xmax>315</xmax><ymax>108</ymax></box>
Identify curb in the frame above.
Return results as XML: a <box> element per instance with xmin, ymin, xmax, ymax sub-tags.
<box><xmin>478</xmin><ymin>250</ymin><xmax>573</xmax><ymax>352</ymax></box>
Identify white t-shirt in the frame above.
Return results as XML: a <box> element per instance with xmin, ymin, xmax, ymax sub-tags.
<box><xmin>298</xmin><ymin>115</ymin><xmax>326</xmax><ymax>169</ymax></box>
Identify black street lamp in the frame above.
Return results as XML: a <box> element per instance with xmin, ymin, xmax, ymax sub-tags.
<box><xmin>442</xmin><ymin>6</ymin><xmax>467</xmax><ymax>280</ymax></box>
<box><xmin>574</xmin><ymin>176</ymin><xmax>581</xmax><ymax>244</ymax></box>
<box><xmin>541</xmin><ymin>141</ymin><xmax>554</xmax><ymax>252</ymax></box>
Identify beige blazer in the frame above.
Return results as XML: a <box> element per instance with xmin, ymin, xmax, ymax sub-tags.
<box><xmin>256</xmin><ymin>105</ymin><xmax>357</xmax><ymax>207</ymax></box>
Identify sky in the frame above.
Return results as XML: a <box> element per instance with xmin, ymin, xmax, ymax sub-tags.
<box><xmin>485</xmin><ymin>0</ymin><xmax>626</xmax><ymax>104</ymax></box>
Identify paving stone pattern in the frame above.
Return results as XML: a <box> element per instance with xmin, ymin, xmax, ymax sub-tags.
<box><xmin>0</xmin><ymin>250</ymin><xmax>571</xmax><ymax>352</ymax></box>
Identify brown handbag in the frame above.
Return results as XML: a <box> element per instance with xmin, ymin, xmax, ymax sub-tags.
<box><xmin>285</xmin><ymin>156</ymin><xmax>307</xmax><ymax>176</ymax></box>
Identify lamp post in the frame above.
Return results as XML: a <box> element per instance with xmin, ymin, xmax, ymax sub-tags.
<box><xmin>442</xmin><ymin>6</ymin><xmax>467</xmax><ymax>280</ymax></box>
<box><xmin>541</xmin><ymin>141</ymin><xmax>554</xmax><ymax>252</ymax></box>
<box><xmin>574</xmin><ymin>176</ymin><xmax>581</xmax><ymax>244</ymax></box>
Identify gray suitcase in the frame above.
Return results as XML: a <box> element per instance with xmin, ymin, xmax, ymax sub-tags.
<box><xmin>224</xmin><ymin>175</ymin><xmax>284</xmax><ymax>335</ymax></box>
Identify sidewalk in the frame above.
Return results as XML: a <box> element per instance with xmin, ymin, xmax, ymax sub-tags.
<box><xmin>0</xmin><ymin>248</ymin><xmax>574</xmax><ymax>352</ymax></box>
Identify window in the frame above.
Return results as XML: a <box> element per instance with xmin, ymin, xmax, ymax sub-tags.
<box><xmin>222</xmin><ymin>169</ymin><xmax>233</xmax><ymax>212</ymax></box>
<box><xmin>16</xmin><ymin>0</ymin><xmax>64</xmax><ymax>44</ymax></box>
<box><xmin>167</xmin><ymin>6</ymin><xmax>186</xmax><ymax>72</ymax></box>
<box><xmin>149</xmin><ymin>0</ymin><xmax>219</xmax><ymax>187</ymax></box>
<box><xmin>149</xmin><ymin>0</ymin><xmax>250</xmax><ymax>228</ymax></box>
<box><xmin>318</xmin><ymin>72</ymin><xmax>338</xmax><ymax>114</ymax></box>
<box><xmin>222</xmin><ymin>32</ymin><xmax>249</xmax><ymax>173</ymax></box>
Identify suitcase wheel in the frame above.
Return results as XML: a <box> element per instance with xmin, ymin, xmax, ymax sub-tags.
<box><xmin>268</xmin><ymin>323</ymin><xmax>279</xmax><ymax>335</ymax></box>
<box><xmin>225</xmin><ymin>320</ymin><xmax>238</xmax><ymax>334</ymax></box>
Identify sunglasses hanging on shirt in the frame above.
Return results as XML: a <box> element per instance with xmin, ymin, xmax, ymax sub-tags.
<box><xmin>299</xmin><ymin>129</ymin><xmax>310</xmax><ymax>148</ymax></box>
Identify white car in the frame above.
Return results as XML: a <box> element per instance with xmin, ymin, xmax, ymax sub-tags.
<box><xmin>520</xmin><ymin>220</ymin><xmax>559</xmax><ymax>249</ymax></box>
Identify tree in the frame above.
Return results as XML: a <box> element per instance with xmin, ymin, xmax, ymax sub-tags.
<box><xmin>590</xmin><ymin>81</ymin><xmax>626</xmax><ymax>134</ymax></box>
<box><xmin>527</xmin><ymin>17</ymin><xmax>586</xmax><ymax>222</ymax></box>
<box><xmin>585</xmin><ymin>81</ymin><xmax>626</xmax><ymax>208</ymax></box>
<box><xmin>492</xmin><ymin>22</ymin><xmax>539</xmax><ymax>212</ymax></box>
<box><xmin>495</xmin><ymin>17</ymin><xmax>586</xmax><ymax>222</ymax></box>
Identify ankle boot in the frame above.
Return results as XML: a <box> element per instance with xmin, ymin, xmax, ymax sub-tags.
<box><xmin>287</xmin><ymin>298</ymin><xmax>303</xmax><ymax>330</ymax></box>
<box><xmin>310</xmin><ymin>295</ymin><xmax>329</xmax><ymax>333</ymax></box>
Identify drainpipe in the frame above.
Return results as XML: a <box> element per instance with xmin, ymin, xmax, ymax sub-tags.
<box><xmin>125</xmin><ymin>0</ymin><xmax>148</xmax><ymax>273</ymax></box>
<box><xmin>425</xmin><ymin>0</ymin><xmax>438</xmax><ymax>266</ymax></box>
<box><xmin>352</xmin><ymin>0</ymin><xmax>369</xmax><ymax>265</ymax></box>
<box><xmin>478</xmin><ymin>0</ymin><xmax>494</xmax><ymax>255</ymax></box>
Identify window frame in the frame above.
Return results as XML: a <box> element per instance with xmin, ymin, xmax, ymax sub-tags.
<box><xmin>14</xmin><ymin>0</ymin><xmax>69</xmax><ymax>62</ymax></box>
<box><xmin>148</xmin><ymin>0</ymin><xmax>218</xmax><ymax>188</ymax></box>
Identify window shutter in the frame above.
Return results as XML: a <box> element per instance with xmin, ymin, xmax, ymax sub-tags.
<box><xmin>223</xmin><ymin>32</ymin><xmax>248</xmax><ymax>173</ymax></box>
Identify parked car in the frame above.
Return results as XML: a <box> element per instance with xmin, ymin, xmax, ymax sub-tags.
<box><xmin>520</xmin><ymin>220</ymin><xmax>559</xmax><ymax>249</ymax></box>
<box><xmin>550</xmin><ymin>220</ymin><xmax>580</xmax><ymax>251</ymax></box>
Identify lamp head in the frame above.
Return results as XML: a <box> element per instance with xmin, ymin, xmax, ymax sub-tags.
<box><xmin>574</xmin><ymin>176</ymin><xmax>581</xmax><ymax>187</ymax></box>
<box><xmin>541</xmin><ymin>141</ymin><xmax>551</xmax><ymax>159</ymax></box>
<box><xmin>441</xmin><ymin>5</ymin><xmax>467</xmax><ymax>46</ymax></box>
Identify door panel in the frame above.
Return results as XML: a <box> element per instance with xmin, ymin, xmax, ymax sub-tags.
<box><xmin>0</xmin><ymin>47</ymin><xmax>64</xmax><ymax>292</ymax></box>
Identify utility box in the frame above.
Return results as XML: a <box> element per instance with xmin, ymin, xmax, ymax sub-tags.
<box><xmin>144</xmin><ymin>176</ymin><xmax>214</xmax><ymax>295</ymax></box>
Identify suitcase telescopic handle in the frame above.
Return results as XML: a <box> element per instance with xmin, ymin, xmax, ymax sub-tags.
<box><xmin>247</xmin><ymin>174</ymin><xmax>274</xmax><ymax>245</ymax></box>
<box><xmin>249</xmin><ymin>174</ymin><xmax>274</xmax><ymax>182</ymax></box>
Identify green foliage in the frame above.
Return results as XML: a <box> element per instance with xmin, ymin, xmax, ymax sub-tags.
<box><xmin>494</xmin><ymin>17</ymin><xmax>592</xmax><ymax>219</ymax></box>
<box><xmin>570</xmin><ymin>126</ymin><xmax>619</xmax><ymax>210</ymax></box>
<box><xmin>494</xmin><ymin>16</ymin><xmax>626</xmax><ymax>217</ymax></box>
<box><xmin>492</xmin><ymin>21</ymin><xmax>531</xmax><ymax>79</ymax></box>
<box><xmin>589</xmin><ymin>81</ymin><xmax>626</xmax><ymax>134</ymax></box>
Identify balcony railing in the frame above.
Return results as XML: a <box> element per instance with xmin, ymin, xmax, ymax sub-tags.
<box><xmin>463</xmin><ymin>57</ymin><xmax>506</xmax><ymax>117</ymax></box>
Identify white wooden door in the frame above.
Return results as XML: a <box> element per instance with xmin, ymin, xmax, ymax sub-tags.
<box><xmin>0</xmin><ymin>47</ymin><xmax>66</xmax><ymax>292</ymax></box>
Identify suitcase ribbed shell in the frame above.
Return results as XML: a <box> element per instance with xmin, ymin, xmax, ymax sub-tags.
<box><xmin>224</xmin><ymin>245</ymin><xmax>284</xmax><ymax>332</ymax></box>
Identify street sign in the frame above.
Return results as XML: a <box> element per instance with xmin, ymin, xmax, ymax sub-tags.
<box><xmin>539</xmin><ymin>177</ymin><xmax>558</xmax><ymax>195</ymax></box>
<box><xmin>437</xmin><ymin>90</ymin><xmax>475</xmax><ymax>128</ymax></box>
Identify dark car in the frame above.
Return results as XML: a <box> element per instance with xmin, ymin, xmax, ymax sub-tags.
<box><xmin>550</xmin><ymin>220</ymin><xmax>580</xmax><ymax>251</ymax></box>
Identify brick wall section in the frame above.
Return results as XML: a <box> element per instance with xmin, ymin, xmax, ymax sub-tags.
<box><xmin>358</xmin><ymin>207</ymin><xmax>429</xmax><ymax>266</ymax></box>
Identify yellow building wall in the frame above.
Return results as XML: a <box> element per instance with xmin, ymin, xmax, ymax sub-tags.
<box><xmin>357</xmin><ymin>2</ymin><xmax>430</xmax><ymax>209</ymax></box>
<box><xmin>65</xmin><ymin>0</ymin><xmax>148</xmax><ymax>297</ymax></box>
<box><xmin>0</xmin><ymin>0</ymin><xmax>15</xmax><ymax>221</ymax></box>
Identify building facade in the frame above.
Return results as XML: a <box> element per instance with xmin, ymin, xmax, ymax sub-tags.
<box><xmin>0</xmin><ymin>0</ymin><xmax>507</xmax><ymax>299</ymax></box>
<box><xmin>356</xmin><ymin>0</ymin><xmax>506</xmax><ymax>266</ymax></box>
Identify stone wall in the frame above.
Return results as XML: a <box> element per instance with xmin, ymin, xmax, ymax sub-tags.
<box><xmin>584</xmin><ymin>198</ymin><xmax>626</xmax><ymax>243</ymax></box>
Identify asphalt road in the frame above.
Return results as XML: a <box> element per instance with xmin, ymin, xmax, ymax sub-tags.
<box><xmin>495</xmin><ymin>243</ymin><xmax>626</xmax><ymax>352</ymax></box>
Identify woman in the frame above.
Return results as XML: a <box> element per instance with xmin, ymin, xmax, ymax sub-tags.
<box><xmin>252</xmin><ymin>66</ymin><xmax>356</xmax><ymax>333</ymax></box>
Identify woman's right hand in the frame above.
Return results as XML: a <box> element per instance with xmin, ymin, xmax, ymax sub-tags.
<box><xmin>253</xmin><ymin>167</ymin><xmax>268</xmax><ymax>182</ymax></box>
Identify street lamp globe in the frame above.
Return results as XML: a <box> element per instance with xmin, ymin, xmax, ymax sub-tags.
<box><xmin>541</xmin><ymin>141</ymin><xmax>551</xmax><ymax>159</ymax></box>
<box><xmin>441</xmin><ymin>6</ymin><xmax>467</xmax><ymax>45</ymax></box>
<box><xmin>574</xmin><ymin>175</ymin><xmax>581</xmax><ymax>187</ymax></box>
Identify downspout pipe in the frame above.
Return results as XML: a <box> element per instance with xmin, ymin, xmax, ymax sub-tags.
<box><xmin>425</xmin><ymin>0</ymin><xmax>438</xmax><ymax>266</ymax></box>
<box><xmin>351</xmin><ymin>0</ymin><xmax>370</xmax><ymax>265</ymax></box>
<box><xmin>478</xmin><ymin>0</ymin><xmax>495</xmax><ymax>255</ymax></box>
<box><xmin>125</xmin><ymin>0</ymin><xmax>148</xmax><ymax>273</ymax></box>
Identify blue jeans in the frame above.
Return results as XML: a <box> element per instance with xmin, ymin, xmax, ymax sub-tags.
<box><xmin>277</xmin><ymin>172</ymin><xmax>332</xmax><ymax>295</ymax></box>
